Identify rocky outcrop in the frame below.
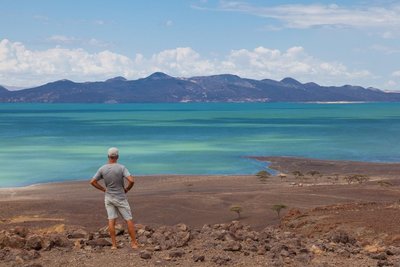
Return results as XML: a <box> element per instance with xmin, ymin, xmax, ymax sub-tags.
<box><xmin>1</xmin><ymin>221</ymin><xmax>400</xmax><ymax>266</ymax></box>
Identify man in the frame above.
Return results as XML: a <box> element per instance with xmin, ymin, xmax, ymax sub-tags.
<box><xmin>90</xmin><ymin>147</ymin><xmax>138</xmax><ymax>249</ymax></box>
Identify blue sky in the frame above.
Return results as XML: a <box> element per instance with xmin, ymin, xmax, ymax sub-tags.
<box><xmin>1</xmin><ymin>0</ymin><xmax>400</xmax><ymax>90</ymax></box>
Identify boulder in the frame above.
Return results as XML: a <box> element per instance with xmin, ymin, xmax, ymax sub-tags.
<box><xmin>330</xmin><ymin>231</ymin><xmax>356</xmax><ymax>245</ymax></box>
<box><xmin>169</xmin><ymin>248</ymin><xmax>185</xmax><ymax>258</ymax></box>
<box><xmin>25</xmin><ymin>235</ymin><xmax>43</xmax><ymax>250</ymax></box>
<box><xmin>68</xmin><ymin>228</ymin><xmax>88</xmax><ymax>239</ymax></box>
<box><xmin>370</xmin><ymin>252</ymin><xmax>387</xmax><ymax>260</ymax></box>
<box><xmin>139</xmin><ymin>250</ymin><xmax>152</xmax><ymax>259</ymax></box>
<box><xmin>87</xmin><ymin>238</ymin><xmax>112</xmax><ymax>247</ymax></box>
<box><xmin>0</xmin><ymin>232</ymin><xmax>10</xmax><ymax>249</ymax></box>
<box><xmin>98</xmin><ymin>224</ymin><xmax>124</xmax><ymax>237</ymax></box>
<box><xmin>16</xmin><ymin>249</ymin><xmax>41</xmax><ymax>261</ymax></box>
<box><xmin>150</xmin><ymin>224</ymin><xmax>191</xmax><ymax>250</ymax></box>
<box><xmin>11</xmin><ymin>226</ymin><xmax>29</xmax><ymax>238</ymax></box>
<box><xmin>8</xmin><ymin>235</ymin><xmax>26</xmax><ymax>249</ymax></box>
<box><xmin>175</xmin><ymin>223</ymin><xmax>189</xmax><ymax>232</ymax></box>
<box><xmin>193</xmin><ymin>255</ymin><xmax>205</xmax><ymax>262</ymax></box>
<box><xmin>44</xmin><ymin>234</ymin><xmax>73</xmax><ymax>250</ymax></box>
<box><xmin>212</xmin><ymin>255</ymin><xmax>231</xmax><ymax>265</ymax></box>
<box><xmin>223</xmin><ymin>241</ymin><xmax>241</xmax><ymax>251</ymax></box>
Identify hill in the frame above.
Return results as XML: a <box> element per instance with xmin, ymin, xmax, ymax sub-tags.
<box><xmin>1</xmin><ymin>73</ymin><xmax>399</xmax><ymax>103</ymax></box>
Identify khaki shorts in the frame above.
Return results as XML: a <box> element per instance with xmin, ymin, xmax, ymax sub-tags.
<box><xmin>104</xmin><ymin>195</ymin><xmax>133</xmax><ymax>220</ymax></box>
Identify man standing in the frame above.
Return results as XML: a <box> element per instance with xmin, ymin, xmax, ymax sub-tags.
<box><xmin>90</xmin><ymin>147</ymin><xmax>138</xmax><ymax>249</ymax></box>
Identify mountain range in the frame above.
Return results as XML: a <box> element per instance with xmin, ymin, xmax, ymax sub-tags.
<box><xmin>1</xmin><ymin>72</ymin><xmax>399</xmax><ymax>103</ymax></box>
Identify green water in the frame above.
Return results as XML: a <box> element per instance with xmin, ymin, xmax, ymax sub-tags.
<box><xmin>1</xmin><ymin>102</ymin><xmax>399</xmax><ymax>187</ymax></box>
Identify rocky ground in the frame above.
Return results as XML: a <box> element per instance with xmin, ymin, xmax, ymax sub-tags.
<box><xmin>2</xmin><ymin>202</ymin><xmax>400</xmax><ymax>267</ymax></box>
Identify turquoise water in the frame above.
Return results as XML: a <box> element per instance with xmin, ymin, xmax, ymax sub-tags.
<box><xmin>1</xmin><ymin>102</ymin><xmax>400</xmax><ymax>187</ymax></box>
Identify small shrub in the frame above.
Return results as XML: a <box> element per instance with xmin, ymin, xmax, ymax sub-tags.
<box><xmin>271</xmin><ymin>204</ymin><xmax>287</xmax><ymax>218</ymax></box>
<box><xmin>377</xmin><ymin>180</ymin><xmax>393</xmax><ymax>187</ymax></box>
<box><xmin>256</xmin><ymin>170</ymin><xmax>271</xmax><ymax>183</ymax></box>
<box><xmin>230</xmin><ymin>205</ymin><xmax>243</xmax><ymax>219</ymax></box>
<box><xmin>344</xmin><ymin>174</ymin><xmax>369</xmax><ymax>184</ymax></box>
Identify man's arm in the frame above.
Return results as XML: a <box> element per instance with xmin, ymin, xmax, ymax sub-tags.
<box><xmin>124</xmin><ymin>175</ymin><xmax>134</xmax><ymax>193</ymax></box>
<box><xmin>90</xmin><ymin>178</ymin><xmax>106</xmax><ymax>192</ymax></box>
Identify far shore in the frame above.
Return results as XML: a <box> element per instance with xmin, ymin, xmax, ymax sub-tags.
<box><xmin>1</xmin><ymin>156</ymin><xmax>400</xmax><ymax>233</ymax></box>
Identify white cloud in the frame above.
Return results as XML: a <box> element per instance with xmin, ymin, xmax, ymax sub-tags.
<box><xmin>216</xmin><ymin>2</ymin><xmax>400</xmax><ymax>31</ymax></box>
<box><xmin>0</xmin><ymin>38</ymin><xmax>373</xmax><ymax>88</ymax></box>
<box><xmin>0</xmin><ymin>39</ymin><xmax>135</xmax><ymax>86</ymax></box>
<box><xmin>392</xmin><ymin>70</ymin><xmax>400</xmax><ymax>77</ymax></box>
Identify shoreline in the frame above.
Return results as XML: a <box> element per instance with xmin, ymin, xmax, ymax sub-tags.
<box><xmin>251</xmin><ymin>156</ymin><xmax>400</xmax><ymax>176</ymax></box>
<box><xmin>2</xmin><ymin>156</ymin><xmax>400</xmax><ymax>189</ymax></box>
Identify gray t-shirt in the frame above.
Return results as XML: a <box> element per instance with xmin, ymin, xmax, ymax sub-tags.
<box><xmin>94</xmin><ymin>163</ymin><xmax>131</xmax><ymax>200</ymax></box>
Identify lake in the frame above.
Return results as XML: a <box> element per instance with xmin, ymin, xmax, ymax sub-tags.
<box><xmin>1</xmin><ymin>102</ymin><xmax>399</xmax><ymax>187</ymax></box>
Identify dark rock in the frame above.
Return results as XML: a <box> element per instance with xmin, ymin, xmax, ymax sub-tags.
<box><xmin>25</xmin><ymin>235</ymin><xmax>43</xmax><ymax>250</ymax></box>
<box><xmin>228</xmin><ymin>221</ymin><xmax>244</xmax><ymax>233</ymax></box>
<box><xmin>386</xmin><ymin>249</ymin><xmax>394</xmax><ymax>256</ymax></box>
<box><xmin>377</xmin><ymin>260</ymin><xmax>391</xmax><ymax>267</ymax></box>
<box><xmin>151</xmin><ymin>224</ymin><xmax>191</xmax><ymax>250</ymax></box>
<box><xmin>211</xmin><ymin>230</ymin><xmax>227</xmax><ymax>240</ymax></box>
<box><xmin>15</xmin><ymin>249</ymin><xmax>40</xmax><ymax>261</ymax></box>
<box><xmin>330</xmin><ymin>231</ymin><xmax>356</xmax><ymax>245</ymax></box>
<box><xmin>299</xmin><ymin>248</ymin><xmax>309</xmax><ymax>253</ymax></box>
<box><xmin>280</xmin><ymin>249</ymin><xmax>290</xmax><ymax>257</ymax></box>
<box><xmin>386</xmin><ymin>246</ymin><xmax>400</xmax><ymax>255</ymax></box>
<box><xmin>193</xmin><ymin>255</ymin><xmax>205</xmax><ymax>262</ymax></box>
<box><xmin>212</xmin><ymin>255</ymin><xmax>231</xmax><ymax>265</ymax></box>
<box><xmin>296</xmin><ymin>254</ymin><xmax>311</xmax><ymax>264</ymax></box>
<box><xmin>88</xmin><ymin>232</ymin><xmax>94</xmax><ymax>240</ymax></box>
<box><xmin>139</xmin><ymin>250</ymin><xmax>152</xmax><ymax>259</ymax></box>
<box><xmin>87</xmin><ymin>238</ymin><xmax>112</xmax><ymax>247</ymax></box>
<box><xmin>137</xmin><ymin>236</ymin><xmax>148</xmax><ymax>244</ymax></box>
<box><xmin>12</xmin><ymin>227</ymin><xmax>29</xmax><ymax>238</ymax></box>
<box><xmin>0</xmin><ymin>232</ymin><xmax>10</xmax><ymax>249</ymax></box>
<box><xmin>23</xmin><ymin>264</ymin><xmax>43</xmax><ymax>267</ymax></box>
<box><xmin>169</xmin><ymin>248</ymin><xmax>185</xmax><ymax>258</ymax></box>
<box><xmin>370</xmin><ymin>252</ymin><xmax>387</xmax><ymax>260</ymax></box>
<box><xmin>8</xmin><ymin>235</ymin><xmax>26</xmax><ymax>249</ymax></box>
<box><xmin>46</xmin><ymin>234</ymin><xmax>73</xmax><ymax>249</ymax></box>
<box><xmin>0</xmin><ymin>248</ymin><xmax>12</xmax><ymax>261</ymax></box>
<box><xmin>223</xmin><ymin>241</ymin><xmax>241</xmax><ymax>251</ymax></box>
<box><xmin>98</xmin><ymin>224</ymin><xmax>124</xmax><ymax>237</ymax></box>
<box><xmin>68</xmin><ymin>229</ymin><xmax>88</xmax><ymax>239</ymax></box>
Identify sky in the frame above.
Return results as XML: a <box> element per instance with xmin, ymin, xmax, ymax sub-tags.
<box><xmin>1</xmin><ymin>0</ymin><xmax>400</xmax><ymax>90</ymax></box>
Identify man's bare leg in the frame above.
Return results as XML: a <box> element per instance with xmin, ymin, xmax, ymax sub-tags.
<box><xmin>126</xmin><ymin>219</ymin><xmax>138</xmax><ymax>249</ymax></box>
<box><xmin>108</xmin><ymin>219</ymin><xmax>117</xmax><ymax>249</ymax></box>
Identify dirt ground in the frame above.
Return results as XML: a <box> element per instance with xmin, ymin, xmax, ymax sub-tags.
<box><xmin>1</xmin><ymin>157</ymin><xmax>399</xmax><ymax>233</ymax></box>
<box><xmin>1</xmin><ymin>157</ymin><xmax>400</xmax><ymax>266</ymax></box>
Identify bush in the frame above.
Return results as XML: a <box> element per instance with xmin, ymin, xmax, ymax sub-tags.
<box><xmin>256</xmin><ymin>170</ymin><xmax>271</xmax><ymax>183</ymax></box>
<box><xmin>230</xmin><ymin>205</ymin><xmax>243</xmax><ymax>219</ymax></box>
<box><xmin>271</xmin><ymin>204</ymin><xmax>287</xmax><ymax>218</ymax></box>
